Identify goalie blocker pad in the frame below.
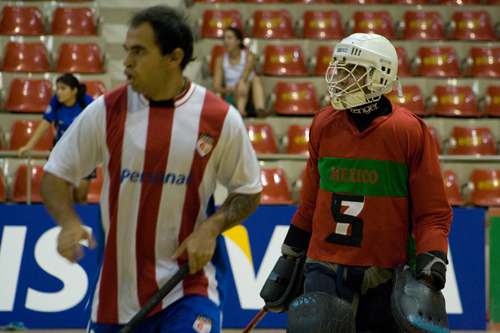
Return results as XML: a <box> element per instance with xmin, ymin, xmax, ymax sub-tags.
<box><xmin>260</xmin><ymin>255</ymin><xmax>306</xmax><ymax>313</ymax></box>
<box><xmin>391</xmin><ymin>265</ymin><xmax>450</xmax><ymax>333</ymax></box>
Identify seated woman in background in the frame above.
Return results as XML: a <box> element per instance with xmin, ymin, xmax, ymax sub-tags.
<box><xmin>18</xmin><ymin>74</ymin><xmax>95</xmax><ymax>203</ymax></box>
<box><xmin>212</xmin><ymin>27</ymin><xmax>268</xmax><ymax>117</ymax></box>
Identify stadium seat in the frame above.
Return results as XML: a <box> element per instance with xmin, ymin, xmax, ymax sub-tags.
<box><xmin>87</xmin><ymin>166</ymin><xmax>103</xmax><ymax>204</ymax></box>
<box><xmin>245</xmin><ymin>123</ymin><xmax>279</xmax><ymax>154</ymax></box>
<box><xmin>0</xmin><ymin>6</ymin><xmax>45</xmax><ymax>36</ymax></box>
<box><xmin>11</xmin><ymin>164</ymin><xmax>45</xmax><ymax>203</ymax></box>
<box><xmin>465</xmin><ymin>47</ymin><xmax>500</xmax><ymax>78</ymax></box>
<box><xmin>201</xmin><ymin>10</ymin><xmax>244</xmax><ymax>38</ymax></box>
<box><xmin>262</xmin><ymin>45</ymin><xmax>309</xmax><ymax>76</ymax></box>
<box><xmin>443</xmin><ymin>169</ymin><xmax>468</xmax><ymax>206</ymax></box>
<box><xmin>5</xmin><ymin>78</ymin><xmax>52</xmax><ymax>113</ymax></box>
<box><xmin>1</xmin><ymin>41</ymin><xmax>50</xmax><ymax>73</ymax></box>
<box><xmin>301</xmin><ymin>11</ymin><xmax>344</xmax><ymax>40</ymax></box>
<box><xmin>414</xmin><ymin>46</ymin><xmax>463</xmax><ymax>77</ymax></box>
<box><xmin>8</xmin><ymin>120</ymin><xmax>55</xmax><ymax>152</ymax></box>
<box><xmin>430</xmin><ymin>86</ymin><xmax>480</xmax><ymax>117</ymax></box>
<box><xmin>251</xmin><ymin>10</ymin><xmax>296</xmax><ymax>39</ymax></box>
<box><xmin>312</xmin><ymin>45</ymin><xmax>334</xmax><ymax>76</ymax></box>
<box><xmin>243</xmin><ymin>0</ymin><xmax>286</xmax><ymax>3</ymax></box>
<box><xmin>260</xmin><ymin>168</ymin><xmax>296</xmax><ymax>205</ymax></box>
<box><xmin>437</xmin><ymin>0</ymin><xmax>479</xmax><ymax>5</ymax></box>
<box><xmin>273</xmin><ymin>81</ymin><xmax>319</xmax><ymax>116</ymax></box>
<box><xmin>50</xmin><ymin>7</ymin><xmax>98</xmax><ymax>36</ymax></box>
<box><xmin>448</xmin><ymin>126</ymin><xmax>497</xmax><ymax>155</ymax></box>
<box><xmin>340</xmin><ymin>0</ymin><xmax>384</xmax><ymax>3</ymax></box>
<box><xmin>395</xmin><ymin>46</ymin><xmax>412</xmax><ymax>77</ymax></box>
<box><xmin>0</xmin><ymin>171</ymin><xmax>6</xmax><ymax>202</ymax></box>
<box><xmin>207</xmin><ymin>44</ymin><xmax>227</xmax><ymax>75</ymax></box>
<box><xmin>292</xmin><ymin>0</ymin><xmax>334</xmax><ymax>3</ymax></box>
<box><xmin>448</xmin><ymin>11</ymin><xmax>496</xmax><ymax>41</ymax></box>
<box><xmin>469</xmin><ymin>169</ymin><xmax>500</xmax><ymax>207</ymax></box>
<box><xmin>389</xmin><ymin>0</ymin><xmax>431</xmax><ymax>4</ymax></box>
<box><xmin>385</xmin><ymin>85</ymin><xmax>429</xmax><ymax>116</ymax></box>
<box><xmin>285</xmin><ymin>124</ymin><xmax>310</xmax><ymax>155</ymax></box>
<box><xmin>81</xmin><ymin>80</ymin><xmax>106</xmax><ymax>100</ymax></box>
<box><xmin>428</xmin><ymin>126</ymin><xmax>444</xmax><ymax>155</ymax></box>
<box><xmin>193</xmin><ymin>0</ymin><xmax>237</xmax><ymax>3</ymax></box>
<box><xmin>55</xmin><ymin>42</ymin><xmax>104</xmax><ymax>73</ymax></box>
<box><xmin>400</xmin><ymin>11</ymin><xmax>446</xmax><ymax>40</ymax></box>
<box><xmin>350</xmin><ymin>11</ymin><xmax>396</xmax><ymax>39</ymax></box>
<box><xmin>484</xmin><ymin>85</ymin><xmax>500</xmax><ymax>117</ymax></box>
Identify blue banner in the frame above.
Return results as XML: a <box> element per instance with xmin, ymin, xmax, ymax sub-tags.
<box><xmin>0</xmin><ymin>205</ymin><xmax>486</xmax><ymax>330</ymax></box>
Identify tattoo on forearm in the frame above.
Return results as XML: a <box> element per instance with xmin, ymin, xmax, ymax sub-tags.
<box><xmin>222</xmin><ymin>193</ymin><xmax>260</xmax><ymax>230</ymax></box>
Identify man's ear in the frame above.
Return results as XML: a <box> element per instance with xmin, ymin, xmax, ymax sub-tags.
<box><xmin>168</xmin><ymin>47</ymin><xmax>184</xmax><ymax>68</ymax></box>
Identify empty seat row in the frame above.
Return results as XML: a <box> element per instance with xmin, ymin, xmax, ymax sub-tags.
<box><xmin>0</xmin><ymin>6</ymin><xmax>98</xmax><ymax>36</ymax></box>
<box><xmin>1</xmin><ymin>78</ymin><xmax>106</xmax><ymax>113</ymax></box>
<box><xmin>193</xmin><ymin>0</ymin><xmax>500</xmax><ymax>5</ymax></box>
<box><xmin>444</xmin><ymin>168</ymin><xmax>500</xmax><ymax>207</ymax></box>
<box><xmin>0</xmin><ymin>164</ymin><xmax>102</xmax><ymax>204</ymax></box>
<box><xmin>207</xmin><ymin>43</ymin><xmax>500</xmax><ymax>79</ymax></box>
<box><xmin>0</xmin><ymin>41</ymin><xmax>104</xmax><ymax>73</ymax></box>
<box><xmin>200</xmin><ymin>9</ymin><xmax>500</xmax><ymax>41</ymax></box>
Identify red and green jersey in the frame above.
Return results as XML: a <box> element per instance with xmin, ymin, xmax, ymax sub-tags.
<box><xmin>292</xmin><ymin>102</ymin><xmax>452</xmax><ymax>269</ymax></box>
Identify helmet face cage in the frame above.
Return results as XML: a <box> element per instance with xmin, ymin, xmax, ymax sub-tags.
<box><xmin>325</xmin><ymin>33</ymin><xmax>398</xmax><ymax>110</ymax></box>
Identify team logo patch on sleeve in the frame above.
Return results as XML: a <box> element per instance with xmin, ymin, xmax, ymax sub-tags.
<box><xmin>193</xmin><ymin>315</ymin><xmax>212</xmax><ymax>333</ymax></box>
<box><xmin>197</xmin><ymin>134</ymin><xmax>214</xmax><ymax>157</ymax></box>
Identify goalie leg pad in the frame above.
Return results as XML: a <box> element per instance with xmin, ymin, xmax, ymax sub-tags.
<box><xmin>260</xmin><ymin>255</ymin><xmax>306</xmax><ymax>313</ymax></box>
<box><xmin>391</xmin><ymin>265</ymin><xmax>450</xmax><ymax>333</ymax></box>
<box><xmin>287</xmin><ymin>292</ymin><xmax>356</xmax><ymax>333</ymax></box>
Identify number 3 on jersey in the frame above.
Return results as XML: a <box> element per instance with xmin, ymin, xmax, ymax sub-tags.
<box><xmin>325</xmin><ymin>192</ymin><xmax>364</xmax><ymax>247</ymax></box>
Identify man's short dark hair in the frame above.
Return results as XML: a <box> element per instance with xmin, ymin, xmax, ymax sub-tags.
<box><xmin>129</xmin><ymin>5</ymin><xmax>194</xmax><ymax>70</ymax></box>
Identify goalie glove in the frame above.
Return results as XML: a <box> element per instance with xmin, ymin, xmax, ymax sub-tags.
<box><xmin>416</xmin><ymin>251</ymin><xmax>448</xmax><ymax>290</ymax></box>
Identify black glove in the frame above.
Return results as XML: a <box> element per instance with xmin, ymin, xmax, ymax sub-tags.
<box><xmin>416</xmin><ymin>251</ymin><xmax>448</xmax><ymax>290</ymax></box>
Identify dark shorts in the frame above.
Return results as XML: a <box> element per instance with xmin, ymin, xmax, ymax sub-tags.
<box><xmin>87</xmin><ymin>295</ymin><xmax>220</xmax><ymax>333</ymax></box>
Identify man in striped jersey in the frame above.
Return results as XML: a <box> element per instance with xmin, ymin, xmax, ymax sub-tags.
<box><xmin>40</xmin><ymin>5</ymin><xmax>262</xmax><ymax>332</ymax></box>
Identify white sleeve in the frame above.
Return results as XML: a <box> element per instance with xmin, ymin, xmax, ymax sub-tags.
<box><xmin>216</xmin><ymin>106</ymin><xmax>262</xmax><ymax>195</ymax></box>
<box><xmin>43</xmin><ymin>96</ymin><xmax>106</xmax><ymax>187</ymax></box>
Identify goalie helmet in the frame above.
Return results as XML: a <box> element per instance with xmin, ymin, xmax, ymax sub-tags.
<box><xmin>325</xmin><ymin>33</ymin><xmax>399</xmax><ymax>110</ymax></box>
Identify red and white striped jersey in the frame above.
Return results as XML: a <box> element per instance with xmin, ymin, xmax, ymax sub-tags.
<box><xmin>44</xmin><ymin>82</ymin><xmax>262</xmax><ymax>324</ymax></box>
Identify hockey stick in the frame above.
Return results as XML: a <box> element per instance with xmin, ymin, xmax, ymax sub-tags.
<box><xmin>241</xmin><ymin>307</ymin><xmax>268</xmax><ymax>333</ymax></box>
<box><xmin>120</xmin><ymin>262</ymin><xmax>190</xmax><ymax>333</ymax></box>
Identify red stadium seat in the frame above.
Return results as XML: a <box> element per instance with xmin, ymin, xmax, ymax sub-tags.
<box><xmin>81</xmin><ymin>80</ymin><xmax>106</xmax><ymax>100</ymax></box>
<box><xmin>385</xmin><ymin>85</ymin><xmax>429</xmax><ymax>117</ymax></box>
<box><xmin>430</xmin><ymin>86</ymin><xmax>480</xmax><ymax>117</ymax></box>
<box><xmin>11</xmin><ymin>164</ymin><xmax>45</xmax><ymax>203</ymax></box>
<box><xmin>243</xmin><ymin>0</ymin><xmax>286</xmax><ymax>3</ymax></box>
<box><xmin>469</xmin><ymin>169</ymin><xmax>500</xmax><ymax>207</ymax></box>
<box><xmin>285</xmin><ymin>124</ymin><xmax>310</xmax><ymax>155</ymax></box>
<box><xmin>395</xmin><ymin>46</ymin><xmax>413</xmax><ymax>77</ymax></box>
<box><xmin>401</xmin><ymin>11</ymin><xmax>446</xmax><ymax>41</ymax></box>
<box><xmin>273</xmin><ymin>81</ymin><xmax>319</xmax><ymax>116</ymax></box>
<box><xmin>8</xmin><ymin>120</ymin><xmax>55</xmax><ymax>152</ymax></box>
<box><xmin>262</xmin><ymin>45</ymin><xmax>309</xmax><ymax>76</ymax></box>
<box><xmin>389</xmin><ymin>0</ymin><xmax>431</xmax><ymax>4</ymax></box>
<box><xmin>437</xmin><ymin>0</ymin><xmax>479</xmax><ymax>4</ymax></box>
<box><xmin>251</xmin><ymin>10</ymin><xmax>296</xmax><ymax>39</ymax></box>
<box><xmin>50</xmin><ymin>7</ymin><xmax>97</xmax><ymax>36</ymax></box>
<box><xmin>449</xmin><ymin>11</ymin><xmax>496</xmax><ymax>41</ymax></box>
<box><xmin>313</xmin><ymin>45</ymin><xmax>334</xmax><ymax>76</ymax></box>
<box><xmin>340</xmin><ymin>0</ymin><xmax>384</xmax><ymax>3</ymax></box>
<box><xmin>448</xmin><ymin>126</ymin><xmax>497</xmax><ymax>156</ymax></box>
<box><xmin>428</xmin><ymin>126</ymin><xmax>444</xmax><ymax>155</ymax></box>
<box><xmin>1</xmin><ymin>41</ymin><xmax>50</xmax><ymax>73</ymax></box>
<box><xmin>292</xmin><ymin>0</ymin><xmax>334</xmax><ymax>3</ymax></box>
<box><xmin>350</xmin><ymin>11</ymin><xmax>396</xmax><ymax>39</ymax></box>
<box><xmin>260</xmin><ymin>168</ymin><xmax>296</xmax><ymax>205</ymax></box>
<box><xmin>5</xmin><ymin>78</ymin><xmax>52</xmax><ymax>113</ymax></box>
<box><xmin>245</xmin><ymin>124</ymin><xmax>279</xmax><ymax>154</ymax></box>
<box><xmin>443</xmin><ymin>169</ymin><xmax>468</xmax><ymax>206</ymax></box>
<box><xmin>414</xmin><ymin>46</ymin><xmax>463</xmax><ymax>77</ymax></box>
<box><xmin>465</xmin><ymin>47</ymin><xmax>500</xmax><ymax>78</ymax></box>
<box><xmin>484</xmin><ymin>85</ymin><xmax>500</xmax><ymax>117</ymax></box>
<box><xmin>301</xmin><ymin>11</ymin><xmax>344</xmax><ymax>40</ymax></box>
<box><xmin>193</xmin><ymin>0</ymin><xmax>236</xmax><ymax>3</ymax></box>
<box><xmin>55</xmin><ymin>42</ymin><xmax>104</xmax><ymax>73</ymax></box>
<box><xmin>87</xmin><ymin>166</ymin><xmax>103</xmax><ymax>204</ymax></box>
<box><xmin>201</xmin><ymin>10</ymin><xmax>244</xmax><ymax>38</ymax></box>
<box><xmin>0</xmin><ymin>6</ymin><xmax>45</xmax><ymax>36</ymax></box>
<box><xmin>208</xmin><ymin>44</ymin><xmax>227</xmax><ymax>75</ymax></box>
<box><xmin>0</xmin><ymin>171</ymin><xmax>6</xmax><ymax>202</ymax></box>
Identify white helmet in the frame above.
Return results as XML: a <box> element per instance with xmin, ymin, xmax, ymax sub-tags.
<box><xmin>325</xmin><ymin>33</ymin><xmax>400</xmax><ymax>110</ymax></box>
